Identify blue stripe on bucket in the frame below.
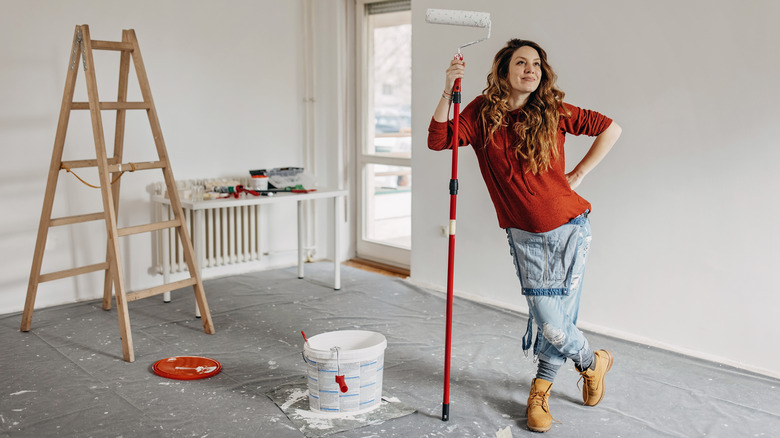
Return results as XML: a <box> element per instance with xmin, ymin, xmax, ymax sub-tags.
<box><xmin>320</xmin><ymin>369</ymin><xmax>337</xmax><ymax>373</ymax></box>
<box><xmin>346</xmin><ymin>376</ymin><xmax>359</xmax><ymax>380</ymax></box>
<box><xmin>339</xmin><ymin>394</ymin><xmax>359</xmax><ymax>398</ymax></box>
<box><xmin>320</xmin><ymin>390</ymin><xmax>338</xmax><ymax>394</ymax></box>
<box><xmin>361</xmin><ymin>361</ymin><xmax>377</xmax><ymax>367</ymax></box>
<box><xmin>360</xmin><ymin>399</ymin><xmax>375</xmax><ymax>405</ymax></box>
<box><xmin>360</xmin><ymin>382</ymin><xmax>376</xmax><ymax>388</ymax></box>
<box><xmin>321</xmin><ymin>408</ymin><xmax>340</xmax><ymax>411</ymax></box>
<box><xmin>310</xmin><ymin>394</ymin><xmax>319</xmax><ymax>399</ymax></box>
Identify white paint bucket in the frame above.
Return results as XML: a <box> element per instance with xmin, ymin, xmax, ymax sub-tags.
<box><xmin>303</xmin><ymin>330</ymin><xmax>386</xmax><ymax>415</ymax></box>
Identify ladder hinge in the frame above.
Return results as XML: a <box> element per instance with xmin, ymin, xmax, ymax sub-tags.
<box><xmin>70</xmin><ymin>28</ymin><xmax>87</xmax><ymax>71</ymax></box>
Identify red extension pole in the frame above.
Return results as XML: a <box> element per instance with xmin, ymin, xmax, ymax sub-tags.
<box><xmin>442</xmin><ymin>70</ymin><xmax>462</xmax><ymax>422</ymax></box>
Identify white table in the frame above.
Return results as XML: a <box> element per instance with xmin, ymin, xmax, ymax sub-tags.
<box><xmin>153</xmin><ymin>188</ymin><xmax>347</xmax><ymax>313</ymax></box>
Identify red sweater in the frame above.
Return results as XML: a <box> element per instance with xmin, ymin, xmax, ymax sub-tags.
<box><xmin>428</xmin><ymin>95</ymin><xmax>613</xmax><ymax>233</ymax></box>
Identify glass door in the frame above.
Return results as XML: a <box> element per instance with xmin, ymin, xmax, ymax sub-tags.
<box><xmin>356</xmin><ymin>1</ymin><xmax>411</xmax><ymax>269</ymax></box>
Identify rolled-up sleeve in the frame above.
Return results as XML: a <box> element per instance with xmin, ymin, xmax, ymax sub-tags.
<box><xmin>427</xmin><ymin>95</ymin><xmax>483</xmax><ymax>151</ymax></box>
<box><xmin>428</xmin><ymin>117</ymin><xmax>452</xmax><ymax>151</ymax></box>
<box><xmin>561</xmin><ymin>103</ymin><xmax>613</xmax><ymax>136</ymax></box>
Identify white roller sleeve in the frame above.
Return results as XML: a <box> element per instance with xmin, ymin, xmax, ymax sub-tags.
<box><xmin>425</xmin><ymin>9</ymin><xmax>491</xmax><ymax>28</ymax></box>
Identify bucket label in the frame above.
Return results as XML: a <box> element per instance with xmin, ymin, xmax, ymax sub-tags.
<box><xmin>306</xmin><ymin>353</ymin><xmax>384</xmax><ymax>413</ymax></box>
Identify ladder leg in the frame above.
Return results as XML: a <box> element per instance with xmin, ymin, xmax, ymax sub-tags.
<box><xmin>22</xmin><ymin>26</ymin><xmax>83</xmax><ymax>332</ymax></box>
<box><xmin>128</xmin><ymin>28</ymin><xmax>214</xmax><ymax>335</ymax></box>
<box><xmin>101</xmin><ymin>29</ymin><xmax>133</xmax><ymax>311</ymax></box>
<box><xmin>102</xmin><ymin>263</ymin><xmax>113</xmax><ymax>310</ymax></box>
<box><xmin>109</xmin><ymin>238</ymin><xmax>134</xmax><ymax>362</ymax></box>
<box><xmin>182</xmin><ymin>214</ymin><xmax>210</xmax><ymax>330</ymax></box>
<box><xmin>81</xmin><ymin>25</ymin><xmax>135</xmax><ymax>361</ymax></box>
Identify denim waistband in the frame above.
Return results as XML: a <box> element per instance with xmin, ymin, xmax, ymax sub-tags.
<box><xmin>568</xmin><ymin>209</ymin><xmax>590</xmax><ymax>226</ymax></box>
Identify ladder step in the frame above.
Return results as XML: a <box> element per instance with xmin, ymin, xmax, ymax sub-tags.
<box><xmin>39</xmin><ymin>262</ymin><xmax>110</xmax><ymax>283</ymax></box>
<box><xmin>90</xmin><ymin>40</ymin><xmax>134</xmax><ymax>51</ymax></box>
<box><xmin>126</xmin><ymin>278</ymin><xmax>198</xmax><ymax>302</ymax></box>
<box><xmin>117</xmin><ymin>219</ymin><xmax>181</xmax><ymax>237</ymax></box>
<box><xmin>60</xmin><ymin>159</ymin><xmax>164</xmax><ymax>172</ymax></box>
<box><xmin>50</xmin><ymin>212</ymin><xmax>105</xmax><ymax>227</ymax></box>
<box><xmin>107</xmin><ymin>161</ymin><xmax>166</xmax><ymax>173</ymax></box>
<box><xmin>61</xmin><ymin>158</ymin><xmax>119</xmax><ymax>170</ymax></box>
<box><xmin>71</xmin><ymin>102</ymin><xmax>150</xmax><ymax>110</ymax></box>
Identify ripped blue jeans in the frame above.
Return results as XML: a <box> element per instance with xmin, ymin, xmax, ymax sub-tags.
<box><xmin>506</xmin><ymin>212</ymin><xmax>592</xmax><ymax>367</ymax></box>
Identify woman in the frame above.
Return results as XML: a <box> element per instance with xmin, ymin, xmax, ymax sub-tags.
<box><xmin>428</xmin><ymin>39</ymin><xmax>622</xmax><ymax>433</ymax></box>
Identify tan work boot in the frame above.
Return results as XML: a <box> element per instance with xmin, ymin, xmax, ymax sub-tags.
<box><xmin>578</xmin><ymin>349</ymin><xmax>614</xmax><ymax>406</ymax></box>
<box><xmin>527</xmin><ymin>378</ymin><xmax>554</xmax><ymax>432</ymax></box>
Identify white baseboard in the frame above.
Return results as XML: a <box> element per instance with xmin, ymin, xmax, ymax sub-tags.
<box><xmin>574</xmin><ymin>320</ymin><xmax>780</xmax><ymax>380</ymax></box>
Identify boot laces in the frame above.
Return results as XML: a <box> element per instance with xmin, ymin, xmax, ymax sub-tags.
<box><xmin>528</xmin><ymin>390</ymin><xmax>562</xmax><ymax>424</ymax></box>
<box><xmin>577</xmin><ymin>373</ymin><xmax>597</xmax><ymax>392</ymax></box>
<box><xmin>528</xmin><ymin>390</ymin><xmax>549</xmax><ymax>412</ymax></box>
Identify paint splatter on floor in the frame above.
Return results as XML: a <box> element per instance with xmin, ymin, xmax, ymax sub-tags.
<box><xmin>266</xmin><ymin>377</ymin><xmax>416</xmax><ymax>438</ymax></box>
<box><xmin>496</xmin><ymin>425</ymin><xmax>513</xmax><ymax>437</ymax></box>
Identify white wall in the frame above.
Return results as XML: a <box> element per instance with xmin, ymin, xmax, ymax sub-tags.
<box><xmin>411</xmin><ymin>0</ymin><xmax>780</xmax><ymax>378</ymax></box>
<box><xmin>0</xmin><ymin>0</ymin><xmax>343</xmax><ymax>313</ymax></box>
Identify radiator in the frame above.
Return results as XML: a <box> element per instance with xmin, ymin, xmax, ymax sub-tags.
<box><xmin>157</xmin><ymin>204</ymin><xmax>261</xmax><ymax>275</ymax></box>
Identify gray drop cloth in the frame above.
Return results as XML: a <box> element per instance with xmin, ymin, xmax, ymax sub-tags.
<box><xmin>1</xmin><ymin>262</ymin><xmax>779</xmax><ymax>437</ymax></box>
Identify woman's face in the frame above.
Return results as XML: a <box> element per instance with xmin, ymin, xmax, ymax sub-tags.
<box><xmin>507</xmin><ymin>45</ymin><xmax>542</xmax><ymax>96</ymax></box>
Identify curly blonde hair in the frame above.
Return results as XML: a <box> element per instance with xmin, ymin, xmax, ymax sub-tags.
<box><xmin>479</xmin><ymin>39</ymin><xmax>570</xmax><ymax>175</ymax></box>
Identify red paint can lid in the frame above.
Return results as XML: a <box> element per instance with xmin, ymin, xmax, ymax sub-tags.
<box><xmin>152</xmin><ymin>356</ymin><xmax>222</xmax><ymax>380</ymax></box>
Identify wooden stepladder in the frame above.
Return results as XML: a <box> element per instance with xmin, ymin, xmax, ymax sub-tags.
<box><xmin>21</xmin><ymin>25</ymin><xmax>214</xmax><ymax>362</ymax></box>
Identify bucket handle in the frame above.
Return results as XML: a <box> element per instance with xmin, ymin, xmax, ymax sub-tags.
<box><xmin>302</xmin><ymin>346</ymin><xmax>349</xmax><ymax>393</ymax></box>
<box><xmin>331</xmin><ymin>346</ymin><xmax>349</xmax><ymax>393</ymax></box>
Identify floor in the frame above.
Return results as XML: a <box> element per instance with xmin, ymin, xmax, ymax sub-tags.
<box><xmin>1</xmin><ymin>263</ymin><xmax>778</xmax><ymax>437</ymax></box>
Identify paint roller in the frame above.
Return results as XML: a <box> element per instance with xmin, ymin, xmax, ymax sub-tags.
<box><xmin>425</xmin><ymin>8</ymin><xmax>491</xmax><ymax>423</ymax></box>
<box><xmin>425</xmin><ymin>9</ymin><xmax>491</xmax><ymax>53</ymax></box>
